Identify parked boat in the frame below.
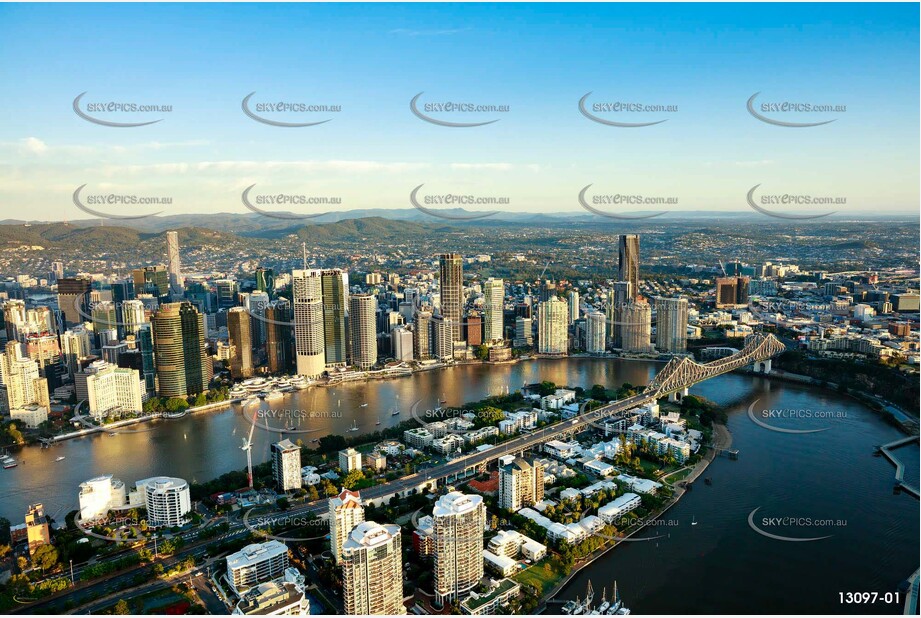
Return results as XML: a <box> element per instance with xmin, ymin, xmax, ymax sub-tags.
<box><xmin>347</xmin><ymin>420</ymin><xmax>359</xmax><ymax>432</ymax></box>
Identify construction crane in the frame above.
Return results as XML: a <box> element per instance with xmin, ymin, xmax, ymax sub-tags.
<box><xmin>242</xmin><ymin>407</ymin><xmax>258</xmax><ymax>489</ymax></box>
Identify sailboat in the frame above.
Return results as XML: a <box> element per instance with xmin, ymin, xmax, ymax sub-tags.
<box><xmin>375</xmin><ymin>417</ymin><xmax>381</xmax><ymax>426</ymax></box>
<box><xmin>347</xmin><ymin>420</ymin><xmax>359</xmax><ymax>432</ymax></box>
<box><xmin>691</xmin><ymin>515</ymin><xmax>698</xmax><ymax>526</ymax></box>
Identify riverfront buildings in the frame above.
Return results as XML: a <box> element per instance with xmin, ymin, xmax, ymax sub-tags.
<box><xmin>291</xmin><ymin>269</ymin><xmax>326</xmax><ymax>378</ymax></box>
<box><xmin>349</xmin><ymin>294</ymin><xmax>377</xmax><ymax>370</ymax></box>
<box><xmin>438</xmin><ymin>253</ymin><xmax>464</xmax><ymax>343</ymax></box>
<box><xmin>655</xmin><ymin>297</ymin><xmax>689</xmax><ymax>353</ymax></box>
<box><xmin>137</xmin><ymin>476</ymin><xmax>191</xmax><ymax>527</ymax></box>
<box><xmin>618</xmin><ymin>235</ymin><xmax>640</xmax><ymax>301</ymax></box>
<box><xmin>227</xmin><ymin>306</ymin><xmax>254</xmax><ymax>379</ymax></box>
<box><xmin>432</xmin><ymin>491</ymin><xmax>486</xmax><ymax>605</ymax></box>
<box><xmin>340</xmin><ymin>521</ymin><xmax>405</xmax><ymax>615</ymax></box>
<box><xmin>77</xmin><ymin>360</ymin><xmax>144</xmax><ymax>421</ymax></box>
<box><xmin>538</xmin><ymin>296</ymin><xmax>569</xmax><ymax>355</ymax></box>
<box><xmin>150</xmin><ymin>302</ymin><xmax>212</xmax><ymax>397</ymax></box>
<box><xmin>483</xmin><ymin>277</ymin><xmax>505</xmax><ymax>343</ymax></box>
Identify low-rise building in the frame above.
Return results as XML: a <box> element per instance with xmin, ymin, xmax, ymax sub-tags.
<box><xmin>460</xmin><ymin>578</ymin><xmax>521</xmax><ymax>615</ymax></box>
<box><xmin>226</xmin><ymin>540</ymin><xmax>290</xmax><ymax>595</ymax></box>
<box><xmin>598</xmin><ymin>493</ymin><xmax>642</xmax><ymax>524</ymax></box>
<box><xmin>403</xmin><ymin>427</ymin><xmax>434</xmax><ymax>449</ymax></box>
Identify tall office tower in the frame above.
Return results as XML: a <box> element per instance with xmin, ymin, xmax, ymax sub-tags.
<box><xmin>403</xmin><ymin>287</ymin><xmax>419</xmax><ymax>308</ymax></box>
<box><xmin>619</xmin><ymin>299</ymin><xmax>653</xmax><ymax>353</ymax></box>
<box><xmin>539</xmin><ymin>280</ymin><xmax>557</xmax><ymax>303</ymax></box>
<box><xmin>398</xmin><ymin>301</ymin><xmax>415</xmax><ymax>324</ymax></box>
<box><xmin>50</xmin><ymin>261</ymin><xmax>64</xmax><ymax>283</ymax></box>
<box><xmin>132</xmin><ymin>266</ymin><xmax>171</xmax><ymax>302</ymax></box>
<box><xmin>499</xmin><ymin>457</ymin><xmax>544</xmax><ymax>511</ymax></box>
<box><xmin>265</xmin><ymin>300</ymin><xmax>293</xmax><ymax>374</ymax></box>
<box><xmin>483</xmin><ymin>278</ymin><xmax>505</xmax><ymax>343</ymax></box>
<box><xmin>91</xmin><ymin>300</ymin><xmax>118</xmax><ymax>338</ymax></box>
<box><xmin>111</xmin><ymin>278</ymin><xmax>135</xmax><ymax>305</ymax></box>
<box><xmin>3</xmin><ymin>300</ymin><xmax>27</xmax><ymax>342</ymax></box>
<box><xmin>714</xmin><ymin>277</ymin><xmax>738</xmax><ymax>308</ymax></box>
<box><xmin>515</xmin><ymin>301</ymin><xmax>532</xmax><ymax>319</ymax></box>
<box><xmin>60</xmin><ymin>326</ymin><xmax>92</xmax><ymax>379</ymax></box>
<box><xmin>568</xmin><ymin>290</ymin><xmax>580</xmax><ymax>324</ymax></box>
<box><xmin>213</xmin><ymin>279</ymin><xmax>238</xmax><ymax>309</ymax></box>
<box><xmin>255</xmin><ymin>267</ymin><xmax>275</xmax><ymax>298</ymax></box>
<box><xmin>245</xmin><ymin>292</ymin><xmax>270</xmax><ymax>350</ymax></box>
<box><xmin>151</xmin><ymin>302</ymin><xmax>212</xmax><ymax>397</ymax></box>
<box><xmin>329</xmin><ymin>489</ymin><xmax>365</xmax><ymax>564</ymax></box>
<box><xmin>348</xmin><ymin>294</ymin><xmax>377</xmax><ymax>370</ymax></box>
<box><xmin>121</xmin><ymin>299</ymin><xmax>147</xmax><ymax>337</ymax></box>
<box><xmin>618</xmin><ymin>235</ymin><xmax>640</xmax><ymax>300</ymax></box>
<box><xmin>655</xmin><ymin>297</ymin><xmax>689</xmax><ymax>353</ymax></box>
<box><xmin>538</xmin><ymin>296</ymin><xmax>569</xmax><ymax>355</ymax></box>
<box><xmin>0</xmin><ymin>341</ymin><xmax>49</xmax><ymax>411</ymax></box>
<box><xmin>134</xmin><ymin>324</ymin><xmax>157</xmax><ymax>395</ymax></box>
<box><xmin>341</xmin><ymin>521</ymin><xmax>404</xmax><ymax>615</ymax></box>
<box><xmin>607</xmin><ymin>282</ymin><xmax>634</xmax><ymax>347</ymax></box>
<box><xmin>291</xmin><ymin>270</ymin><xmax>325</xmax><ymax>378</ymax></box>
<box><xmin>438</xmin><ymin>253</ymin><xmax>464</xmax><ymax>342</ymax></box>
<box><xmin>431</xmin><ymin>315</ymin><xmax>454</xmax><ymax>360</ymax></box>
<box><xmin>77</xmin><ymin>360</ymin><xmax>144</xmax><ymax>421</ymax></box>
<box><xmin>166</xmin><ymin>230</ymin><xmax>182</xmax><ymax>296</ymax></box>
<box><xmin>57</xmin><ymin>277</ymin><xmax>92</xmax><ymax>327</ymax></box>
<box><xmin>391</xmin><ymin>326</ymin><xmax>413</xmax><ymax>361</ymax></box>
<box><xmin>25</xmin><ymin>333</ymin><xmax>64</xmax><ymax>391</ymax></box>
<box><xmin>514</xmin><ymin>317</ymin><xmax>533</xmax><ymax>347</ymax></box>
<box><xmin>432</xmin><ymin>492</ymin><xmax>486</xmax><ymax>605</ymax></box>
<box><xmin>413</xmin><ymin>310</ymin><xmax>432</xmax><ymax>360</ymax></box>
<box><xmin>271</xmin><ymin>439</ymin><xmax>302</xmax><ymax>492</ymax></box>
<box><xmin>585</xmin><ymin>311</ymin><xmax>607</xmax><ymax>353</ymax></box>
<box><xmin>321</xmin><ymin>270</ymin><xmax>347</xmax><ymax>367</ymax></box>
<box><xmin>227</xmin><ymin>307</ymin><xmax>254</xmax><ymax>379</ymax></box>
<box><xmin>736</xmin><ymin>276</ymin><xmax>751</xmax><ymax>305</ymax></box>
<box><xmin>465</xmin><ymin>314</ymin><xmax>483</xmax><ymax>347</ymax></box>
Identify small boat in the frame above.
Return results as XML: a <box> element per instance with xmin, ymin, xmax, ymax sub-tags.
<box><xmin>264</xmin><ymin>390</ymin><xmax>285</xmax><ymax>401</ymax></box>
<box><xmin>347</xmin><ymin>420</ymin><xmax>359</xmax><ymax>432</ymax></box>
<box><xmin>375</xmin><ymin>417</ymin><xmax>381</xmax><ymax>426</ymax></box>
<box><xmin>391</xmin><ymin>409</ymin><xmax>400</xmax><ymax>416</ymax></box>
<box><xmin>108</xmin><ymin>432</ymin><xmax>117</xmax><ymax>436</ymax></box>
<box><xmin>311</xmin><ymin>438</ymin><xmax>320</xmax><ymax>443</ymax></box>
<box><xmin>704</xmin><ymin>477</ymin><xmax>712</xmax><ymax>486</ymax></box>
<box><xmin>360</xmin><ymin>403</ymin><xmax>368</xmax><ymax>408</ymax></box>
<box><xmin>2</xmin><ymin>456</ymin><xmax>17</xmax><ymax>469</ymax></box>
<box><xmin>55</xmin><ymin>456</ymin><xmax>66</xmax><ymax>462</ymax></box>
<box><xmin>691</xmin><ymin>515</ymin><xmax>698</xmax><ymax>526</ymax></box>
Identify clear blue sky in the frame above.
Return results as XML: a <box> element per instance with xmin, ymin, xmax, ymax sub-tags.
<box><xmin>0</xmin><ymin>3</ymin><xmax>917</xmax><ymax>219</ymax></box>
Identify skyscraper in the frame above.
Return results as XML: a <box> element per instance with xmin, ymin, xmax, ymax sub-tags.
<box><xmin>166</xmin><ymin>230</ymin><xmax>182</xmax><ymax>296</ymax></box>
<box><xmin>655</xmin><ymin>297</ymin><xmax>689</xmax><ymax>353</ymax></box>
<box><xmin>228</xmin><ymin>307</ymin><xmax>254</xmax><ymax>379</ymax></box>
<box><xmin>483</xmin><ymin>278</ymin><xmax>505</xmax><ymax>343</ymax></box>
<box><xmin>499</xmin><ymin>457</ymin><xmax>544</xmax><ymax>512</ymax></box>
<box><xmin>132</xmin><ymin>266</ymin><xmax>170</xmax><ymax>303</ymax></box>
<box><xmin>438</xmin><ymin>253</ymin><xmax>464</xmax><ymax>342</ymax></box>
<box><xmin>271</xmin><ymin>439</ymin><xmax>302</xmax><ymax>492</ymax></box>
<box><xmin>413</xmin><ymin>310</ymin><xmax>432</xmax><ymax>360</ymax></box>
<box><xmin>255</xmin><ymin>267</ymin><xmax>275</xmax><ymax>298</ymax></box>
<box><xmin>291</xmin><ymin>270</ymin><xmax>325</xmax><ymax>378</ymax></box>
<box><xmin>340</xmin><ymin>521</ymin><xmax>404</xmax><ymax>615</ymax></box>
<box><xmin>329</xmin><ymin>489</ymin><xmax>365</xmax><ymax>564</ymax></box>
<box><xmin>121</xmin><ymin>299</ymin><xmax>147</xmax><ymax>337</ymax></box>
<box><xmin>432</xmin><ymin>492</ymin><xmax>486</xmax><ymax>605</ymax></box>
<box><xmin>349</xmin><ymin>294</ymin><xmax>377</xmax><ymax>370</ymax></box>
<box><xmin>585</xmin><ymin>311</ymin><xmax>607</xmax><ymax>353</ymax></box>
<box><xmin>715</xmin><ymin>277</ymin><xmax>738</xmax><ymax>308</ymax></box>
<box><xmin>0</xmin><ymin>341</ymin><xmax>49</xmax><ymax>412</ymax></box>
<box><xmin>265</xmin><ymin>299</ymin><xmax>293</xmax><ymax>374</ymax></box>
<box><xmin>619</xmin><ymin>299</ymin><xmax>653</xmax><ymax>353</ymax></box>
<box><xmin>57</xmin><ymin>277</ymin><xmax>92</xmax><ymax>327</ymax></box>
<box><xmin>321</xmin><ymin>269</ymin><xmax>347</xmax><ymax>367</ymax></box>
<box><xmin>151</xmin><ymin>302</ymin><xmax>212</xmax><ymax>397</ymax></box>
<box><xmin>618</xmin><ymin>235</ymin><xmax>640</xmax><ymax>301</ymax></box>
<box><xmin>538</xmin><ymin>296</ymin><xmax>568</xmax><ymax>355</ymax></box>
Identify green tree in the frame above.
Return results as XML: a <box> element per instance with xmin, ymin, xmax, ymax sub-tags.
<box><xmin>32</xmin><ymin>544</ymin><xmax>59</xmax><ymax>572</ymax></box>
<box><xmin>113</xmin><ymin>599</ymin><xmax>130</xmax><ymax>615</ymax></box>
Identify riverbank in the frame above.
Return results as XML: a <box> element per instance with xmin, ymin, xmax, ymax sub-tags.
<box><xmin>539</xmin><ymin>422</ymin><xmax>731</xmax><ymax>611</ymax></box>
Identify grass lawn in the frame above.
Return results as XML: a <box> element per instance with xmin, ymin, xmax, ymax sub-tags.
<box><xmin>513</xmin><ymin>556</ymin><xmax>567</xmax><ymax>596</ymax></box>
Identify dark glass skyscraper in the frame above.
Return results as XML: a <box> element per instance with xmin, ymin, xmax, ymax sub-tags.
<box><xmin>618</xmin><ymin>235</ymin><xmax>640</xmax><ymax>301</ymax></box>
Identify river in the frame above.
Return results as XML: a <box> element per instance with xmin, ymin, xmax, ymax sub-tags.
<box><xmin>2</xmin><ymin>359</ymin><xmax>917</xmax><ymax>614</ymax></box>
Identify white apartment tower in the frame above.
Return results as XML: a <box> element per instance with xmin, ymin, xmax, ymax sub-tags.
<box><xmin>499</xmin><ymin>457</ymin><xmax>545</xmax><ymax>512</ymax></box>
<box><xmin>291</xmin><ymin>269</ymin><xmax>326</xmax><ymax>378</ymax></box>
<box><xmin>538</xmin><ymin>296</ymin><xmax>568</xmax><ymax>355</ymax></box>
<box><xmin>329</xmin><ymin>489</ymin><xmax>365</xmax><ymax>564</ymax></box>
<box><xmin>483</xmin><ymin>278</ymin><xmax>505</xmax><ymax>343</ymax></box>
<box><xmin>341</xmin><ymin>521</ymin><xmax>405</xmax><ymax>615</ymax></box>
<box><xmin>272</xmin><ymin>439</ymin><xmax>302</xmax><ymax>492</ymax></box>
<box><xmin>432</xmin><ymin>492</ymin><xmax>486</xmax><ymax>605</ymax></box>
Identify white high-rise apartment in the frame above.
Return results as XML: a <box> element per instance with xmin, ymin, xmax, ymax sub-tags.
<box><xmin>341</xmin><ymin>521</ymin><xmax>404</xmax><ymax>615</ymax></box>
<box><xmin>60</xmin><ymin>326</ymin><xmax>93</xmax><ymax>379</ymax></box>
<box><xmin>329</xmin><ymin>489</ymin><xmax>365</xmax><ymax>564</ymax></box>
<box><xmin>226</xmin><ymin>540</ymin><xmax>290</xmax><ymax>595</ymax></box>
<box><xmin>585</xmin><ymin>311</ymin><xmax>607</xmax><ymax>353</ymax></box>
<box><xmin>77</xmin><ymin>474</ymin><xmax>127</xmax><ymax>522</ymax></box>
<box><xmin>0</xmin><ymin>341</ymin><xmax>49</xmax><ymax>411</ymax></box>
<box><xmin>432</xmin><ymin>316</ymin><xmax>454</xmax><ymax>360</ymax></box>
<box><xmin>432</xmin><ymin>492</ymin><xmax>486</xmax><ymax>605</ymax></box>
<box><xmin>499</xmin><ymin>458</ymin><xmax>544</xmax><ymax>512</ymax></box>
<box><xmin>655</xmin><ymin>297</ymin><xmax>689</xmax><ymax>353</ymax></box>
<box><xmin>121</xmin><ymin>299</ymin><xmax>148</xmax><ymax>336</ymax></box>
<box><xmin>483</xmin><ymin>278</ymin><xmax>505</xmax><ymax>343</ymax></box>
<box><xmin>567</xmin><ymin>290</ymin><xmax>580</xmax><ymax>324</ymax></box>
<box><xmin>137</xmin><ymin>476</ymin><xmax>191</xmax><ymax>527</ymax></box>
<box><xmin>291</xmin><ymin>269</ymin><xmax>326</xmax><ymax>378</ymax></box>
<box><xmin>272</xmin><ymin>439</ymin><xmax>302</xmax><ymax>492</ymax></box>
<box><xmin>77</xmin><ymin>360</ymin><xmax>143</xmax><ymax>421</ymax></box>
<box><xmin>391</xmin><ymin>326</ymin><xmax>413</xmax><ymax>361</ymax></box>
<box><xmin>619</xmin><ymin>299</ymin><xmax>653</xmax><ymax>353</ymax></box>
<box><xmin>348</xmin><ymin>294</ymin><xmax>377</xmax><ymax>370</ymax></box>
<box><xmin>538</xmin><ymin>297</ymin><xmax>568</xmax><ymax>355</ymax></box>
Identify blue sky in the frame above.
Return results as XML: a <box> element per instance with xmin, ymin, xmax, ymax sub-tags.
<box><xmin>0</xmin><ymin>3</ymin><xmax>917</xmax><ymax>220</ymax></box>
